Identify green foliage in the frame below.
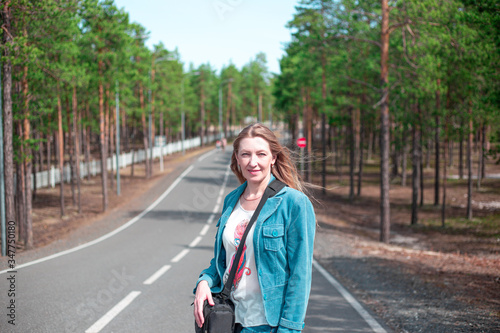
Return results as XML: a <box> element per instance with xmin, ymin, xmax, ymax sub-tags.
<box><xmin>1</xmin><ymin>0</ymin><xmax>272</xmax><ymax>160</ymax></box>
<box><xmin>274</xmin><ymin>0</ymin><xmax>499</xmax><ymax>147</ymax></box>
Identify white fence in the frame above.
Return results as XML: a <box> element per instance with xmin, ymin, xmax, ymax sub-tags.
<box><xmin>31</xmin><ymin>135</ymin><xmax>218</xmax><ymax>190</ymax></box>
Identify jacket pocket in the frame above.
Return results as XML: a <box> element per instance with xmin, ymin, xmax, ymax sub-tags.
<box><xmin>263</xmin><ymin>225</ymin><xmax>285</xmax><ymax>251</ymax></box>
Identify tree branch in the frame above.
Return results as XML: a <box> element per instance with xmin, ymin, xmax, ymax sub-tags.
<box><xmin>372</xmin><ymin>91</ymin><xmax>389</xmax><ymax>109</ymax></box>
<box><xmin>389</xmin><ymin>80</ymin><xmax>401</xmax><ymax>92</ymax></box>
<box><xmin>35</xmin><ymin>62</ymin><xmax>60</xmax><ymax>81</ymax></box>
<box><xmin>390</xmin><ymin>63</ymin><xmax>417</xmax><ymax>76</ymax></box>
<box><xmin>389</xmin><ymin>19</ymin><xmax>413</xmax><ymax>34</ymax></box>
<box><xmin>415</xmin><ymin>19</ymin><xmax>442</xmax><ymax>27</ymax></box>
<box><xmin>330</xmin><ymin>34</ymin><xmax>381</xmax><ymax>48</ymax></box>
<box><xmin>1</xmin><ymin>25</ymin><xmax>15</xmax><ymax>41</ymax></box>
<box><xmin>372</xmin><ymin>81</ymin><xmax>401</xmax><ymax>109</ymax></box>
<box><xmin>347</xmin><ymin>10</ymin><xmax>381</xmax><ymax>21</ymax></box>
<box><xmin>402</xmin><ymin>27</ymin><xmax>419</xmax><ymax>70</ymax></box>
<box><xmin>344</xmin><ymin>76</ymin><xmax>380</xmax><ymax>92</ymax></box>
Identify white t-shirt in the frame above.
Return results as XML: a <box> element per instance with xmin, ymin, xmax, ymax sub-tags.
<box><xmin>222</xmin><ymin>200</ymin><xmax>268</xmax><ymax>327</ymax></box>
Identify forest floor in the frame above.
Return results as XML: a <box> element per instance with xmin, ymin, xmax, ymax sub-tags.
<box><xmin>5</xmin><ymin>144</ymin><xmax>500</xmax><ymax>332</ymax></box>
<box><xmin>312</xmin><ymin>154</ymin><xmax>500</xmax><ymax>332</ymax></box>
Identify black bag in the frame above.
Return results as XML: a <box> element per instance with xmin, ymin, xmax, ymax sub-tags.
<box><xmin>195</xmin><ymin>180</ymin><xmax>286</xmax><ymax>333</ymax></box>
<box><xmin>195</xmin><ymin>294</ymin><xmax>235</xmax><ymax>333</ymax></box>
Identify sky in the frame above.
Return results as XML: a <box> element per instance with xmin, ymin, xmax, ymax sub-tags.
<box><xmin>113</xmin><ymin>0</ymin><xmax>299</xmax><ymax>75</ymax></box>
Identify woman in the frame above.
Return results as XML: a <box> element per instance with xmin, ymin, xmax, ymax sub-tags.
<box><xmin>193</xmin><ymin>123</ymin><xmax>316</xmax><ymax>333</ymax></box>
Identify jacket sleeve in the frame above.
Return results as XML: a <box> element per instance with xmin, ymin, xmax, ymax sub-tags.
<box><xmin>278</xmin><ymin>194</ymin><xmax>316</xmax><ymax>332</ymax></box>
<box><xmin>193</xmin><ymin>253</ymin><xmax>221</xmax><ymax>294</ymax></box>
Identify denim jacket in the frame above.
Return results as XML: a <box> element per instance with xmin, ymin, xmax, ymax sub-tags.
<box><xmin>194</xmin><ymin>176</ymin><xmax>316</xmax><ymax>332</ymax></box>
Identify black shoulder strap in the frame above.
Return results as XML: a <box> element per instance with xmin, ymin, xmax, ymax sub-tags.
<box><xmin>221</xmin><ymin>179</ymin><xmax>286</xmax><ymax>298</ymax></box>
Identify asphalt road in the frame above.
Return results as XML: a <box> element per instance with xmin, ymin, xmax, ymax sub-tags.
<box><xmin>0</xmin><ymin>149</ymin><xmax>389</xmax><ymax>333</ymax></box>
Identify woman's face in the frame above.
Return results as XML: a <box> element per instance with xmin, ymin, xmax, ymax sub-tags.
<box><xmin>236</xmin><ymin>137</ymin><xmax>276</xmax><ymax>184</ymax></box>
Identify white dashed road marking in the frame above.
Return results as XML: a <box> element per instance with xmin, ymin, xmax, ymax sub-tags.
<box><xmin>85</xmin><ymin>291</ymin><xmax>141</xmax><ymax>333</ymax></box>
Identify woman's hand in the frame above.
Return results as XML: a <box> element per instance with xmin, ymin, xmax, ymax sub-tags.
<box><xmin>194</xmin><ymin>280</ymin><xmax>214</xmax><ymax>328</ymax></box>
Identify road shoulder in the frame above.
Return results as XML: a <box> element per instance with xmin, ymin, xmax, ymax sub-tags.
<box><xmin>314</xmin><ymin>219</ymin><xmax>498</xmax><ymax>332</ymax></box>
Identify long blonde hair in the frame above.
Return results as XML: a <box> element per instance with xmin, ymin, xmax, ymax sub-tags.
<box><xmin>230</xmin><ymin>123</ymin><xmax>307</xmax><ymax>194</ymax></box>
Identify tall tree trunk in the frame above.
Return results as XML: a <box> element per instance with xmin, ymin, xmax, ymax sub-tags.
<box><xmin>321</xmin><ymin>55</ymin><xmax>327</xmax><ymax>195</ymax></box>
<box><xmin>231</xmin><ymin>94</ymin><xmax>236</xmax><ymax>136</ymax></box>
<box><xmin>34</xmin><ymin>130</ymin><xmax>40</xmax><ymax>200</ymax></box>
<box><xmin>109</xmin><ymin>89</ymin><xmax>116</xmax><ymax>191</ymax></box>
<box><xmin>84</xmin><ymin>100</ymin><xmax>91</xmax><ymax>181</ymax></box>
<box><xmin>477</xmin><ymin>123</ymin><xmax>485</xmax><ymax>189</ymax></box>
<box><xmin>200</xmin><ymin>77</ymin><xmax>205</xmax><ymax>146</ymax></box>
<box><xmin>448</xmin><ymin>141</ymin><xmax>453</xmax><ymax>167</ymax></box>
<box><xmin>367</xmin><ymin>129</ymin><xmax>373</xmax><ymax>161</ymax></box>
<box><xmin>66</xmin><ymin>97</ymin><xmax>76</xmax><ymax>206</ymax></box>
<box><xmin>151</xmin><ymin>72</ymin><xmax>156</xmax><ymax>146</ymax></box>
<box><xmin>434</xmin><ymin>76</ymin><xmax>441</xmax><ymax>197</ymax></box>
<box><xmin>98</xmin><ymin>60</ymin><xmax>108</xmax><ymax>211</ymax></box>
<box><xmin>306</xmin><ymin>90</ymin><xmax>313</xmax><ymax>183</ymax></box>
<box><xmin>22</xmin><ymin>55</ymin><xmax>33</xmax><ymax>249</ymax></box>
<box><xmin>15</xmin><ymin>120</ymin><xmax>24</xmax><ymax>244</ymax></box>
<box><xmin>420</xmin><ymin>137</ymin><xmax>424</xmax><ymax>207</ymax></box>
<box><xmin>47</xmin><ymin>131</ymin><xmax>51</xmax><ymax>174</ymax></box>
<box><xmin>82</xmin><ymin>101</ymin><xmax>90</xmax><ymax>180</ymax></box>
<box><xmin>328</xmin><ymin>123</ymin><xmax>332</xmax><ymax>151</ymax></box>
<box><xmin>441</xmin><ymin>135</ymin><xmax>448</xmax><ymax>227</ymax></box>
<box><xmin>379</xmin><ymin>0</ymin><xmax>391</xmax><ymax>242</ymax></box>
<box><xmin>391</xmin><ymin>136</ymin><xmax>399</xmax><ymax>177</ymax></box>
<box><xmin>84</xmin><ymin>125</ymin><xmax>91</xmax><ymax>181</ymax></box>
<box><xmin>122</xmin><ymin>105</ymin><xmax>127</xmax><ymax>151</ymax></box>
<box><xmin>459</xmin><ymin>118</ymin><xmax>464</xmax><ymax>179</ymax></box>
<box><xmin>411</xmin><ymin>105</ymin><xmax>420</xmax><ymax>225</ymax></box>
<box><xmin>225</xmin><ymin>80</ymin><xmax>232</xmax><ymax>138</ymax></box>
<box><xmin>131</xmin><ymin>149</ymin><xmax>135</xmax><ymax>177</ymax></box>
<box><xmin>106</xmin><ymin>85</ymin><xmax>114</xmax><ymax>190</ymax></box>
<box><xmin>481</xmin><ymin>123</ymin><xmax>486</xmax><ymax>178</ymax></box>
<box><xmin>302</xmin><ymin>88</ymin><xmax>309</xmax><ymax>182</ymax></box>
<box><xmin>466</xmin><ymin>104</ymin><xmax>473</xmax><ymax>220</ymax></box>
<box><xmin>2</xmin><ymin>1</ymin><xmax>16</xmax><ymax>230</ymax></box>
<box><xmin>425</xmin><ymin>137</ymin><xmax>431</xmax><ymax>169</ymax></box>
<box><xmin>79</xmin><ymin>110</ymin><xmax>84</xmax><ymax>167</ymax></box>
<box><xmin>15</xmin><ymin>158</ymin><xmax>25</xmax><ymax>245</ymax></box>
<box><xmin>258</xmin><ymin>93</ymin><xmax>262</xmax><ymax>123</ymax></box>
<box><xmin>434</xmin><ymin>111</ymin><xmax>440</xmax><ymax>205</ymax></box>
<box><xmin>150</xmin><ymin>75</ymin><xmax>155</xmax><ymax>176</ymax></box>
<box><xmin>357</xmin><ymin>108</ymin><xmax>365</xmax><ymax>196</ymax></box>
<box><xmin>72</xmin><ymin>85</ymin><xmax>81</xmax><ymax>213</ymax></box>
<box><xmin>159</xmin><ymin>105</ymin><xmax>164</xmax><ymax>143</ymax></box>
<box><xmin>419</xmin><ymin>115</ymin><xmax>424</xmax><ymax>207</ymax></box>
<box><xmin>349</xmin><ymin>107</ymin><xmax>355</xmax><ymax>201</ymax></box>
<box><xmin>139</xmin><ymin>83</ymin><xmax>150</xmax><ymax>178</ymax></box>
<box><xmin>56</xmin><ymin>90</ymin><xmax>65</xmax><ymax>216</ymax></box>
<box><xmin>333</xmin><ymin>126</ymin><xmax>341</xmax><ymax>182</ymax></box>
<box><xmin>401</xmin><ymin>128</ymin><xmax>408</xmax><ymax>186</ymax></box>
<box><xmin>473</xmin><ymin>127</ymin><xmax>478</xmax><ymax>153</ymax></box>
<box><xmin>52</xmin><ymin>131</ymin><xmax>57</xmax><ymax>167</ymax></box>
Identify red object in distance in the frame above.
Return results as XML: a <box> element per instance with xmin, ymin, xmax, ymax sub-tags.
<box><xmin>297</xmin><ymin>137</ymin><xmax>306</xmax><ymax>148</ymax></box>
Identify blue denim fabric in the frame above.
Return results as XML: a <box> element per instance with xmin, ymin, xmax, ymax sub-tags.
<box><xmin>240</xmin><ymin>325</ymin><xmax>278</xmax><ymax>333</ymax></box>
<box><xmin>194</xmin><ymin>176</ymin><xmax>316</xmax><ymax>333</ymax></box>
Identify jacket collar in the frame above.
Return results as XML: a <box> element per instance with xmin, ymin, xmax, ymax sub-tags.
<box><xmin>218</xmin><ymin>174</ymin><xmax>284</xmax><ymax>227</ymax></box>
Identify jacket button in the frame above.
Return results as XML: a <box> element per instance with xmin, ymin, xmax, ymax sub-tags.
<box><xmin>263</xmin><ymin>294</ymin><xmax>267</xmax><ymax>300</ymax></box>
<box><xmin>272</xmin><ymin>230</ymin><xmax>278</xmax><ymax>237</ymax></box>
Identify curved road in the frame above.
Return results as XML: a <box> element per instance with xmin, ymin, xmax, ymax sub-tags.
<box><xmin>0</xmin><ymin>149</ymin><xmax>389</xmax><ymax>332</ymax></box>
